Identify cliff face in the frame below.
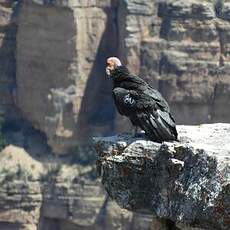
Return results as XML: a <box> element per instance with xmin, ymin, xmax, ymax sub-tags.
<box><xmin>0</xmin><ymin>145</ymin><xmax>154</xmax><ymax>230</ymax></box>
<box><xmin>16</xmin><ymin>0</ymin><xmax>118</xmax><ymax>153</ymax></box>
<box><xmin>117</xmin><ymin>0</ymin><xmax>230</xmax><ymax>125</ymax></box>
<box><xmin>0</xmin><ymin>1</ymin><xmax>19</xmax><ymax>118</ymax></box>
<box><xmin>0</xmin><ymin>1</ymin><xmax>230</xmax><ymax>229</ymax></box>
<box><xmin>10</xmin><ymin>0</ymin><xmax>230</xmax><ymax>153</ymax></box>
<box><xmin>140</xmin><ymin>0</ymin><xmax>230</xmax><ymax>125</ymax></box>
<box><xmin>95</xmin><ymin>124</ymin><xmax>230</xmax><ymax>230</ymax></box>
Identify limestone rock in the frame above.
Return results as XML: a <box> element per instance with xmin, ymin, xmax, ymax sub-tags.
<box><xmin>0</xmin><ymin>1</ymin><xmax>19</xmax><ymax>118</ymax></box>
<box><xmin>139</xmin><ymin>0</ymin><xmax>230</xmax><ymax>125</ymax></box>
<box><xmin>16</xmin><ymin>0</ymin><xmax>117</xmax><ymax>153</ymax></box>
<box><xmin>0</xmin><ymin>145</ymin><xmax>44</xmax><ymax>181</ymax></box>
<box><xmin>111</xmin><ymin>0</ymin><xmax>230</xmax><ymax>127</ymax></box>
<box><xmin>2</xmin><ymin>0</ymin><xmax>230</xmax><ymax>229</ymax></box>
<box><xmin>0</xmin><ymin>144</ymin><xmax>154</xmax><ymax>230</ymax></box>
<box><xmin>0</xmin><ymin>180</ymin><xmax>42</xmax><ymax>230</ymax></box>
<box><xmin>95</xmin><ymin>124</ymin><xmax>230</xmax><ymax>230</ymax></box>
<box><xmin>13</xmin><ymin>0</ymin><xmax>230</xmax><ymax>154</ymax></box>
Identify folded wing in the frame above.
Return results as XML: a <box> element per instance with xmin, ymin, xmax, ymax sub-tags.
<box><xmin>113</xmin><ymin>87</ymin><xmax>178</xmax><ymax>142</ymax></box>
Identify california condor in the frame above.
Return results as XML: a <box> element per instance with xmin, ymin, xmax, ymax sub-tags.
<box><xmin>106</xmin><ymin>57</ymin><xmax>178</xmax><ymax>142</ymax></box>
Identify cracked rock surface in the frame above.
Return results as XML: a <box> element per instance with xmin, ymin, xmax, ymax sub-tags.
<box><xmin>95</xmin><ymin>124</ymin><xmax>230</xmax><ymax>230</ymax></box>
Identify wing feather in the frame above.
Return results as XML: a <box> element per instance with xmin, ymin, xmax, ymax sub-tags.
<box><xmin>134</xmin><ymin>107</ymin><xmax>177</xmax><ymax>142</ymax></box>
<box><xmin>112</xmin><ymin>75</ymin><xmax>178</xmax><ymax>142</ymax></box>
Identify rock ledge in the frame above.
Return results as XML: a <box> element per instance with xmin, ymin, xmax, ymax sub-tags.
<box><xmin>95</xmin><ymin>124</ymin><xmax>230</xmax><ymax>230</ymax></box>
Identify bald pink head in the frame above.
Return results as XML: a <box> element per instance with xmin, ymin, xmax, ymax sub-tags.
<box><xmin>106</xmin><ymin>57</ymin><xmax>122</xmax><ymax>76</ymax></box>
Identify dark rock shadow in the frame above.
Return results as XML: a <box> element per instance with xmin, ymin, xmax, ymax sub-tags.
<box><xmin>0</xmin><ymin>0</ymin><xmax>20</xmax><ymax>118</ymax></box>
<box><xmin>95</xmin><ymin>194</ymin><xmax>109</xmax><ymax>227</ymax></box>
<box><xmin>76</xmin><ymin>0</ymin><xmax>120</xmax><ymax>142</ymax></box>
<box><xmin>0</xmin><ymin>1</ymin><xmax>54</xmax><ymax>162</ymax></box>
<box><xmin>2</xmin><ymin>118</ymin><xmax>51</xmax><ymax>154</ymax></box>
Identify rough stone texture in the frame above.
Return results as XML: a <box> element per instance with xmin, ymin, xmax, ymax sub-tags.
<box><xmin>10</xmin><ymin>0</ymin><xmax>230</xmax><ymax>153</ymax></box>
<box><xmin>0</xmin><ymin>0</ymin><xmax>19</xmax><ymax>118</ymax></box>
<box><xmin>109</xmin><ymin>0</ymin><xmax>230</xmax><ymax>127</ymax></box>
<box><xmin>1</xmin><ymin>1</ymin><xmax>230</xmax><ymax>228</ymax></box>
<box><xmin>16</xmin><ymin>0</ymin><xmax>117</xmax><ymax>153</ymax></box>
<box><xmin>0</xmin><ymin>144</ymin><xmax>154</xmax><ymax>230</ymax></box>
<box><xmin>139</xmin><ymin>0</ymin><xmax>230</xmax><ymax>125</ymax></box>
<box><xmin>0</xmin><ymin>181</ymin><xmax>42</xmax><ymax>230</ymax></box>
<box><xmin>95</xmin><ymin>124</ymin><xmax>230</xmax><ymax>230</ymax></box>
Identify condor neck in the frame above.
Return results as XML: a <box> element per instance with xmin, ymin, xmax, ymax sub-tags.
<box><xmin>111</xmin><ymin>66</ymin><xmax>130</xmax><ymax>81</ymax></box>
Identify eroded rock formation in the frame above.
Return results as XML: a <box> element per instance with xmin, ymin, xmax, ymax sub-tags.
<box><xmin>95</xmin><ymin>124</ymin><xmax>230</xmax><ymax>230</ymax></box>
<box><xmin>0</xmin><ymin>1</ymin><xmax>19</xmax><ymax>118</ymax></box>
<box><xmin>117</xmin><ymin>0</ymin><xmax>230</xmax><ymax>125</ymax></box>
<box><xmin>4</xmin><ymin>0</ymin><xmax>230</xmax><ymax>153</ymax></box>
<box><xmin>140</xmin><ymin>0</ymin><xmax>230</xmax><ymax>125</ymax></box>
<box><xmin>16</xmin><ymin>0</ymin><xmax>118</xmax><ymax>153</ymax></box>
<box><xmin>0</xmin><ymin>145</ymin><xmax>154</xmax><ymax>230</ymax></box>
<box><xmin>0</xmin><ymin>1</ymin><xmax>230</xmax><ymax>229</ymax></box>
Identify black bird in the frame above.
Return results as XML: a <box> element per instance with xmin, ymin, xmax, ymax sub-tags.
<box><xmin>106</xmin><ymin>57</ymin><xmax>178</xmax><ymax>142</ymax></box>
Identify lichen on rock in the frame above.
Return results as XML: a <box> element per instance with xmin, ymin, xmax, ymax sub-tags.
<box><xmin>95</xmin><ymin>124</ymin><xmax>230</xmax><ymax>230</ymax></box>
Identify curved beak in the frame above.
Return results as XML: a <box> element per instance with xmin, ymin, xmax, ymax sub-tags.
<box><xmin>106</xmin><ymin>66</ymin><xmax>111</xmax><ymax>76</ymax></box>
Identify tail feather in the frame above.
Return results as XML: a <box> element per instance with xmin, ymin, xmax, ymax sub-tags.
<box><xmin>136</xmin><ymin>109</ymin><xmax>177</xmax><ymax>142</ymax></box>
<box><xmin>156</xmin><ymin>111</ymin><xmax>178</xmax><ymax>140</ymax></box>
<box><xmin>150</xmin><ymin>114</ymin><xmax>169</xmax><ymax>140</ymax></box>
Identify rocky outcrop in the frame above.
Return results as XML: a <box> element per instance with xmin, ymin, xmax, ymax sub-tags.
<box><xmin>1</xmin><ymin>1</ymin><xmax>230</xmax><ymax>228</ymax></box>
<box><xmin>9</xmin><ymin>1</ymin><xmax>230</xmax><ymax>228</ymax></box>
<box><xmin>12</xmin><ymin>0</ymin><xmax>230</xmax><ymax>154</ymax></box>
<box><xmin>16</xmin><ymin>0</ymin><xmax>118</xmax><ymax>153</ymax></box>
<box><xmin>0</xmin><ymin>145</ymin><xmax>154</xmax><ymax>230</ymax></box>
<box><xmin>95</xmin><ymin>124</ymin><xmax>230</xmax><ymax>230</ymax></box>
<box><xmin>123</xmin><ymin>0</ymin><xmax>230</xmax><ymax>125</ymax></box>
<box><xmin>142</xmin><ymin>0</ymin><xmax>230</xmax><ymax>124</ymax></box>
<box><xmin>0</xmin><ymin>1</ymin><xmax>19</xmax><ymax>118</ymax></box>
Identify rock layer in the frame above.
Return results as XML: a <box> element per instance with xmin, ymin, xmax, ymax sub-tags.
<box><xmin>109</xmin><ymin>0</ymin><xmax>230</xmax><ymax>133</ymax></box>
<box><xmin>139</xmin><ymin>0</ymin><xmax>230</xmax><ymax>124</ymax></box>
<box><xmin>16</xmin><ymin>0</ymin><xmax>118</xmax><ymax>153</ymax></box>
<box><xmin>0</xmin><ymin>1</ymin><xmax>19</xmax><ymax>118</ymax></box>
<box><xmin>13</xmin><ymin>0</ymin><xmax>230</xmax><ymax>153</ymax></box>
<box><xmin>95</xmin><ymin>124</ymin><xmax>230</xmax><ymax>230</ymax></box>
<box><xmin>0</xmin><ymin>144</ymin><xmax>154</xmax><ymax>230</ymax></box>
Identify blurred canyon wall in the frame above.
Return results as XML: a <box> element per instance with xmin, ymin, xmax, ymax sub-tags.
<box><xmin>1</xmin><ymin>0</ymin><xmax>230</xmax><ymax>153</ymax></box>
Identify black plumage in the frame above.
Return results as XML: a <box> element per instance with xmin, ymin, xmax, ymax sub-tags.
<box><xmin>111</xmin><ymin>65</ymin><xmax>178</xmax><ymax>142</ymax></box>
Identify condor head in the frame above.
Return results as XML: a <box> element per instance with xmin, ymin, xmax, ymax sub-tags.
<box><xmin>106</xmin><ymin>57</ymin><xmax>122</xmax><ymax>76</ymax></box>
